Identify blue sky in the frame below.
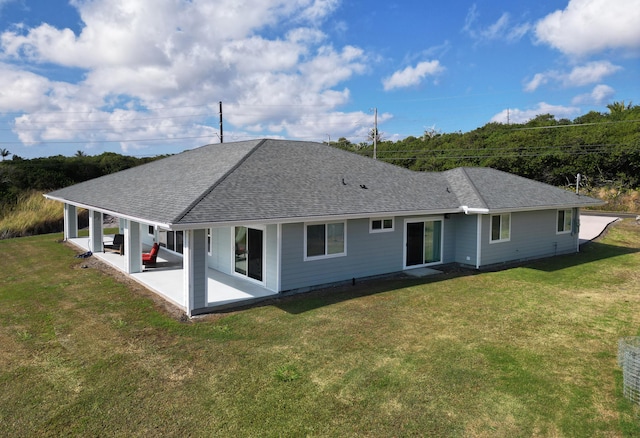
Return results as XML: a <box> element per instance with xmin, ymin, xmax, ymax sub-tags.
<box><xmin>0</xmin><ymin>0</ymin><xmax>638</xmax><ymax>158</ymax></box>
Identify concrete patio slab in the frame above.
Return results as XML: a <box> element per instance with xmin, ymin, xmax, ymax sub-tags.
<box><xmin>404</xmin><ymin>267</ymin><xmax>442</xmax><ymax>277</ymax></box>
<box><xmin>68</xmin><ymin>236</ymin><xmax>276</xmax><ymax>312</ymax></box>
<box><xmin>579</xmin><ymin>214</ymin><xmax>619</xmax><ymax>244</ymax></box>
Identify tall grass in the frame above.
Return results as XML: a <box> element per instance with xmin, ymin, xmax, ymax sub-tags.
<box><xmin>585</xmin><ymin>187</ymin><xmax>640</xmax><ymax>213</ymax></box>
<box><xmin>0</xmin><ymin>191</ymin><xmax>64</xmax><ymax>239</ymax></box>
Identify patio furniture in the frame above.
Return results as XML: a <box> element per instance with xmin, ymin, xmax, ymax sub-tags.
<box><xmin>143</xmin><ymin>243</ymin><xmax>160</xmax><ymax>266</ymax></box>
<box><xmin>104</xmin><ymin>234</ymin><xmax>124</xmax><ymax>255</ymax></box>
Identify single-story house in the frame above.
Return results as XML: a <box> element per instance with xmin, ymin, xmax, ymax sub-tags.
<box><xmin>45</xmin><ymin>139</ymin><xmax>604</xmax><ymax>315</ymax></box>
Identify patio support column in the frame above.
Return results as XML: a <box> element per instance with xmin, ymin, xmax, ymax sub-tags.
<box><xmin>183</xmin><ymin>229</ymin><xmax>208</xmax><ymax>315</ymax></box>
<box><xmin>63</xmin><ymin>204</ymin><xmax>78</xmax><ymax>240</ymax></box>
<box><xmin>88</xmin><ymin>210</ymin><xmax>103</xmax><ymax>253</ymax></box>
<box><xmin>124</xmin><ymin>219</ymin><xmax>142</xmax><ymax>274</ymax></box>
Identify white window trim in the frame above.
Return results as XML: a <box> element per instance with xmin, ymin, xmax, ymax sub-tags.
<box><xmin>489</xmin><ymin>213</ymin><xmax>511</xmax><ymax>244</ymax></box>
<box><xmin>304</xmin><ymin>221</ymin><xmax>347</xmax><ymax>261</ymax></box>
<box><xmin>370</xmin><ymin>217</ymin><xmax>394</xmax><ymax>233</ymax></box>
<box><xmin>556</xmin><ymin>209</ymin><xmax>573</xmax><ymax>235</ymax></box>
<box><xmin>207</xmin><ymin>228</ymin><xmax>212</xmax><ymax>256</ymax></box>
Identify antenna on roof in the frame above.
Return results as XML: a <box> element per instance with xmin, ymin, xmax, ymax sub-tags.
<box><xmin>368</xmin><ymin>107</ymin><xmax>379</xmax><ymax>159</ymax></box>
<box><xmin>219</xmin><ymin>101</ymin><xmax>223</xmax><ymax>143</ymax></box>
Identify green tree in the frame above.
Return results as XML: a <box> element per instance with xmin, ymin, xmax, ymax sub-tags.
<box><xmin>606</xmin><ymin>100</ymin><xmax>632</xmax><ymax>114</ymax></box>
<box><xmin>0</xmin><ymin>148</ymin><xmax>10</xmax><ymax>161</ymax></box>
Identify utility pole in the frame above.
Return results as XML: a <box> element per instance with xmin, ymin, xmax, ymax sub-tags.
<box><xmin>373</xmin><ymin>107</ymin><xmax>378</xmax><ymax>160</ymax></box>
<box><xmin>219</xmin><ymin>101</ymin><xmax>223</xmax><ymax>143</ymax></box>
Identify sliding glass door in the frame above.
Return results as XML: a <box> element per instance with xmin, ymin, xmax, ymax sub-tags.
<box><xmin>234</xmin><ymin>226</ymin><xmax>264</xmax><ymax>282</ymax></box>
<box><xmin>405</xmin><ymin>218</ymin><xmax>443</xmax><ymax>267</ymax></box>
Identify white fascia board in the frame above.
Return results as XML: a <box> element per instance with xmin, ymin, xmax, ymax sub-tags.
<box><xmin>170</xmin><ymin>208</ymin><xmax>463</xmax><ymax>230</ymax></box>
<box><xmin>43</xmin><ymin>195</ymin><xmax>171</xmax><ymax>229</ymax></box>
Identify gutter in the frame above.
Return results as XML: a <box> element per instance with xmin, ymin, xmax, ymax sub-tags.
<box><xmin>43</xmin><ymin>194</ymin><xmax>173</xmax><ymax>230</ymax></box>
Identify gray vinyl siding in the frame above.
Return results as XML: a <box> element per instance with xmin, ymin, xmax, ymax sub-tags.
<box><xmin>191</xmin><ymin>229</ymin><xmax>208</xmax><ymax>309</ymax></box>
<box><xmin>280</xmin><ymin>218</ymin><xmax>404</xmax><ymax>291</ymax></box>
<box><xmin>450</xmin><ymin>213</ymin><xmax>479</xmax><ymax>265</ymax></box>
<box><xmin>480</xmin><ymin>209</ymin><xmax>578</xmax><ymax>266</ymax></box>
<box><xmin>442</xmin><ymin>216</ymin><xmax>457</xmax><ymax>264</ymax></box>
<box><xmin>265</xmin><ymin>224</ymin><xmax>278</xmax><ymax>291</ymax></box>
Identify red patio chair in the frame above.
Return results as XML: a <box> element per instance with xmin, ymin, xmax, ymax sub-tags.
<box><xmin>142</xmin><ymin>243</ymin><xmax>160</xmax><ymax>266</ymax></box>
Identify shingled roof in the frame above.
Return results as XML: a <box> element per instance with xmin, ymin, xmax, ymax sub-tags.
<box><xmin>443</xmin><ymin>167</ymin><xmax>602</xmax><ymax>212</ymax></box>
<box><xmin>46</xmin><ymin>139</ymin><xmax>603</xmax><ymax>228</ymax></box>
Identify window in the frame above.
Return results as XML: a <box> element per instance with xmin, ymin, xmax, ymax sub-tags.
<box><xmin>370</xmin><ymin>218</ymin><xmax>394</xmax><ymax>233</ymax></box>
<box><xmin>207</xmin><ymin>228</ymin><xmax>212</xmax><ymax>255</ymax></box>
<box><xmin>305</xmin><ymin>221</ymin><xmax>346</xmax><ymax>260</ymax></box>
<box><xmin>490</xmin><ymin>213</ymin><xmax>510</xmax><ymax>243</ymax></box>
<box><xmin>166</xmin><ymin>230</ymin><xmax>184</xmax><ymax>254</ymax></box>
<box><xmin>148</xmin><ymin>225</ymin><xmax>154</xmax><ymax>236</ymax></box>
<box><xmin>557</xmin><ymin>209</ymin><xmax>573</xmax><ymax>234</ymax></box>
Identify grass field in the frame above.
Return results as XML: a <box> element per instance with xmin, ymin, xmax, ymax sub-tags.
<box><xmin>1</xmin><ymin>220</ymin><xmax>640</xmax><ymax>437</ymax></box>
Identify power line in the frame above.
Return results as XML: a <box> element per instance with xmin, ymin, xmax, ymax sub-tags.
<box><xmin>0</xmin><ymin>134</ymin><xmax>219</xmax><ymax>145</ymax></box>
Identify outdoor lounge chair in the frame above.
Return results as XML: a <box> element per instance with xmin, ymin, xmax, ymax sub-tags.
<box><xmin>104</xmin><ymin>233</ymin><xmax>124</xmax><ymax>255</ymax></box>
<box><xmin>142</xmin><ymin>243</ymin><xmax>160</xmax><ymax>266</ymax></box>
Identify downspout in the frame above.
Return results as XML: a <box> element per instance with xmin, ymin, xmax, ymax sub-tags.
<box><xmin>476</xmin><ymin>215</ymin><xmax>482</xmax><ymax>269</ymax></box>
<box><xmin>575</xmin><ymin>207</ymin><xmax>580</xmax><ymax>253</ymax></box>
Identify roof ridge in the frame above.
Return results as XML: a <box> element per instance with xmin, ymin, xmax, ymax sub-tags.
<box><xmin>456</xmin><ymin>167</ymin><xmax>488</xmax><ymax>209</ymax></box>
<box><xmin>172</xmin><ymin>139</ymin><xmax>268</xmax><ymax>223</ymax></box>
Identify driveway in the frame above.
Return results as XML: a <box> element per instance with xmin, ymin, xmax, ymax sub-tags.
<box><xmin>579</xmin><ymin>214</ymin><xmax>620</xmax><ymax>244</ymax></box>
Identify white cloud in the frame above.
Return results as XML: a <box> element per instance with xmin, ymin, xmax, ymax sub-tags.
<box><xmin>0</xmin><ymin>0</ymin><xmax>371</xmax><ymax>153</ymax></box>
<box><xmin>491</xmin><ymin>102</ymin><xmax>581</xmax><ymax>124</ymax></box>
<box><xmin>571</xmin><ymin>84</ymin><xmax>615</xmax><ymax>105</ymax></box>
<box><xmin>535</xmin><ymin>0</ymin><xmax>640</xmax><ymax>56</ymax></box>
<box><xmin>296</xmin><ymin>0</ymin><xmax>341</xmax><ymax>22</ymax></box>
<box><xmin>463</xmin><ymin>5</ymin><xmax>531</xmax><ymax>43</ymax></box>
<box><xmin>566</xmin><ymin>62</ymin><xmax>622</xmax><ymax>87</ymax></box>
<box><xmin>382</xmin><ymin>60</ymin><xmax>444</xmax><ymax>91</ymax></box>
<box><xmin>0</xmin><ymin>64</ymin><xmax>54</xmax><ymax>112</ymax></box>
<box><xmin>524</xmin><ymin>61</ymin><xmax>622</xmax><ymax>92</ymax></box>
<box><xmin>524</xmin><ymin>73</ymin><xmax>548</xmax><ymax>93</ymax></box>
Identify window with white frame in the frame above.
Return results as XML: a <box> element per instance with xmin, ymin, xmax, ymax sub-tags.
<box><xmin>305</xmin><ymin>221</ymin><xmax>346</xmax><ymax>260</ymax></box>
<box><xmin>370</xmin><ymin>218</ymin><xmax>394</xmax><ymax>233</ymax></box>
<box><xmin>490</xmin><ymin>213</ymin><xmax>511</xmax><ymax>243</ymax></box>
<box><xmin>557</xmin><ymin>209</ymin><xmax>573</xmax><ymax>234</ymax></box>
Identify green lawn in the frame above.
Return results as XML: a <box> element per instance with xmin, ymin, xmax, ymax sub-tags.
<box><xmin>1</xmin><ymin>221</ymin><xmax>640</xmax><ymax>437</ymax></box>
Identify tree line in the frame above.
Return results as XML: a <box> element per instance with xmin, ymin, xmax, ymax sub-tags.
<box><xmin>334</xmin><ymin>102</ymin><xmax>640</xmax><ymax>190</ymax></box>
<box><xmin>0</xmin><ymin>151</ymin><xmax>163</xmax><ymax>210</ymax></box>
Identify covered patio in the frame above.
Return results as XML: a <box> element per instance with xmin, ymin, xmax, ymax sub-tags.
<box><xmin>69</xmin><ymin>236</ymin><xmax>277</xmax><ymax>312</ymax></box>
